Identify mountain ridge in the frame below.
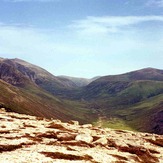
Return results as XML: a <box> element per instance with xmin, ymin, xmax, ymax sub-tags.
<box><xmin>0</xmin><ymin>57</ymin><xmax>163</xmax><ymax>134</ymax></box>
<box><xmin>0</xmin><ymin>58</ymin><xmax>95</xmax><ymax>123</ymax></box>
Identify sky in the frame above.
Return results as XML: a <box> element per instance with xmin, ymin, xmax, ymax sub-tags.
<box><xmin>0</xmin><ymin>0</ymin><xmax>163</xmax><ymax>78</ymax></box>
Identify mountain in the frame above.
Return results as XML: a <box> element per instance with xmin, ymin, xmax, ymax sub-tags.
<box><xmin>0</xmin><ymin>58</ymin><xmax>78</xmax><ymax>92</ymax></box>
<box><xmin>79</xmin><ymin>68</ymin><xmax>163</xmax><ymax>100</ymax></box>
<box><xmin>0</xmin><ymin>58</ymin><xmax>95</xmax><ymax>123</ymax></box>
<box><xmin>76</xmin><ymin>68</ymin><xmax>163</xmax><ymax>134</ymax></box>
<box><xmin>0</xmin><ymin>57</ymin><xmax>163</xmax><ymax>134</ymax></box>
<box><xmin>1</xmin><ymin>108</ymin><xmax>163</xmax><ymax>163</ymax></box>
<box><xmin>58</xmin><ymin>75</ymin><xmax>100</xmax><ymax>87</ymax></box>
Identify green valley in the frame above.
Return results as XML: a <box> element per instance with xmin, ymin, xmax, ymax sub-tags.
<box><xmin>0</xmin><ymin>58</ymin><xmax>163</xmax><ymax>134</ymax></box>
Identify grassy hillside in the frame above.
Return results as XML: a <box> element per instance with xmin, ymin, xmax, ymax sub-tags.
<box><xmin>0</xmin><ymin>58</ymin><xmax>163</xmax><ymax>134</ymax></box>
<box><xmin>93</xmin><ymin>94</ymin><xmax>163</xmax><ymax>134</ymax></box>
<box><xmin>75</xmin><ymin>68</ymin><xmax>163</xmax><ymax>134</ymax></box>
<box><xmin>0</xmin><ymin>79</ymin><xmax>96</xmax><ymax>123</ymax></box>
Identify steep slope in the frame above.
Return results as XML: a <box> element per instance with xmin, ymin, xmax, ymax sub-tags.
<box><xmin>80</xmin><ymin>68</ymin><xmax>163</xmax><ymax>101</ymax></box>
<box><xmin>0</xmin><ymin>58</ymin><xmax>32</xmax><ymax>87</ymax></box>
<box><xmin>0</xmin><ymin>58</ymin><xmax>77</xmax><ymax>95</ymax></box>
<box><xmin>0</xmin><ymin>79</ymin><xmax>92</xmax><ymax>123</ymax></box>
<box><xmin>0</xmin><ymin>108</ymin><xmax>163</xmax><ymax>163</ymax></box>
<box><xmin>74</xmin><ymin>68</ymin><xmax>163</xmax><ymax>134</ymax></box>
<box><xmin>1</xmin><ymin>58</ymin><xmax>163</xmax><ymax>134</ymax></box>
<box><xmin>0</xmin><ymin>58</ymin><xmax>95</xmax><ymax>123</ymax></box>
<box><xmin>0</xmin><ymin>79</ymin><xmax>58</xmax><ymax>117</ymax></box>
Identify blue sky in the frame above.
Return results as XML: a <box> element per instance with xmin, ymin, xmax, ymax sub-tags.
<box><xmin>0</xmin><ymin>0</ymin><xmax>163</xmax><ymax>78</ymax></box>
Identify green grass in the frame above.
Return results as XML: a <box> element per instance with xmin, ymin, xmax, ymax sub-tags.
<box><xmin>85</xmin><ymin>80</ymin><xmax>163</xmax><ymax>133</ymax></box>
<box><xmin>93</xmin><ymin>117</ymin><xmax>136</xmax><ymax>131</ymax></box>
<box><xmin>1</xmin><ymin>66</ymin><xmax>163</xmax><ymax>134</ymax></box>
<box><xmin>63</xmin><ymin>100</ymin><xmax>98</xmax><ymax>124</ymax></box>
<box><xmin>0</xmin><ymin>80</ymin><xmax>97</xmax><ymax>124</ymax></box>
<box><xmin>98</xmin><ymin>93</ymin><xmax>163</xmax><ymax>133</ymax></box>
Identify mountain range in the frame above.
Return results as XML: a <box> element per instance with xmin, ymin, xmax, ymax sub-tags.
<box><xmin>0</xmin><ymin>57</ymin><xmax>163</xmax><ymax>134</ymax></box>
<box><xmin>58</xmin><ymin>75</ymin><xmax>100</xmax><ymax>87</ymax></box>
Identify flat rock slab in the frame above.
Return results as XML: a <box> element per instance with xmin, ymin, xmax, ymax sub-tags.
<box><xmin>0</xmin><ymin>109</ymin><xmax>163</xmax><ymax>163</ymax></box>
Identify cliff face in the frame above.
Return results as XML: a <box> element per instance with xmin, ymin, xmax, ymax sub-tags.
<box><xmin>0</xmin><ymin>108</ymin><xmax>163</xmax><ymax>163</ymax></box>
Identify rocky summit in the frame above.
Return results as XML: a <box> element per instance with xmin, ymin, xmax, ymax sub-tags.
<box><xmin>0</xmin><ymin>109</ymin><xmax>163</xmax><ymax>163</ymax></box>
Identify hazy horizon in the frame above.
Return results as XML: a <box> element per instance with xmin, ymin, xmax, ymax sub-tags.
<box><xmin>0</xmin><ymin>0</ymin><xmax>163</xmax><ymax>78</ymax></box>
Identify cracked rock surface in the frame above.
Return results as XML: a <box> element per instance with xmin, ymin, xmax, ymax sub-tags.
<box><xmin>0</xmin><ymin>108</ymin><xmax>163</xmax><ymax>163</ymax></box>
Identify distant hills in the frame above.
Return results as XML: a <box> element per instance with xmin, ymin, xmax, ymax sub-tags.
<box><xmin>57</xmin><ymin>75</ymin><xmax>100</xmax><ymax>87</ymax></box>
<box><xmin>0</xmin><ymin>58</ymin><xmax>163</xmax><ymax>134</ymax></box>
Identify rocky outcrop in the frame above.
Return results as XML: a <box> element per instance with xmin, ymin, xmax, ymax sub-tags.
<box><xmin>0</xmin><ymin>108</ymin><xmax>163</xmax><ymax>163</ymax></box>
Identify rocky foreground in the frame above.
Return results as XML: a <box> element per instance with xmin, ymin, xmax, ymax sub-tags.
<box><xmin>0</xmin><ymin>109</ymin><xmax>163</xmax><ymax>163</ymax></box>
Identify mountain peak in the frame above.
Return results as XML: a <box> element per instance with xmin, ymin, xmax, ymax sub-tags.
<box><xmin>127</xmin><ymin>67</ymin><xmax>163</xmax><ymax>81</ymax></box>
<box><xmin>12</xmin><ymin>58</ymin><xmax>27</xmax><ymax>63</ymax></box>
<box><xmin>135</xmin><ymin>67</ymin><xmax>162</xmax><ymax>72</ymax></box>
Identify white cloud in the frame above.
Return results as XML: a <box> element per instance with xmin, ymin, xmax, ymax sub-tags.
<box><xmin>0</xmin><ymin>15</ymin><xmax>163</xmax><ymax>77</ymax></box>
<box><xmin>0</xmin><ymin>23</ymin><xmax>98</xmax><ymax>74</ymax></box>
<box><xmin>70</xmin><ymin>16</ymin><xmax>163</xmax><ymax>36</ymax></box>
<box><xmin>146</xmin><ymin>0</ymin><xmax>163</xmax><ymax>7</ymax></box>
